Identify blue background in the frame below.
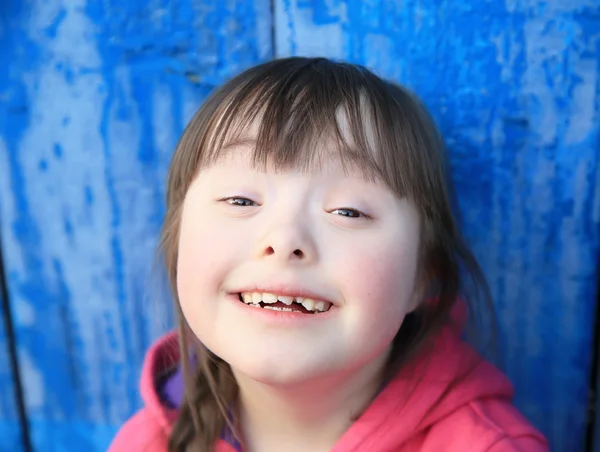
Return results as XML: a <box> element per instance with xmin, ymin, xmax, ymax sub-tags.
<box><xmin>0</xmin><ymin>1</ymin><xmax>598</xmax><ymax>451</ymax></box>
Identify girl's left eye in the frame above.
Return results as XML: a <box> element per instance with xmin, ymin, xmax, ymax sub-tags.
<box><xmin>223</xmin><ymin>197</ymin><xmax>258</xmax><ymax>207</ymax></box>
<box><xmin>330</xmin><ymin>208</ymin><xmax>369</xmax><ymax>219</ymax></box>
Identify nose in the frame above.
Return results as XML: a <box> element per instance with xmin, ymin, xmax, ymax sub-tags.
<box><xmin>256</xmin><ymin>217</ymin><xmax>318</xmax><ymax>264</ymax></box>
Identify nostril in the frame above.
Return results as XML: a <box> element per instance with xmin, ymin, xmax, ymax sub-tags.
<box><xmin>262</xmin><ymin>247</ymin><xmax>305</xmax><ymax>258</ymax></box>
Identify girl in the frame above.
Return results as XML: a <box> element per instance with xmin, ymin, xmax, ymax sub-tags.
<box><xmin>109</xmin><ymin>57</ymin><xmax>548</xmax><ymax>451</ymax></box>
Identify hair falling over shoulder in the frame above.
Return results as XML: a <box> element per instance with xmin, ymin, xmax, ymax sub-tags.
<box><xmin>167</xmin><ymin>321</ymin><xmax>238</xmax><ymax>451</ymax></box>
<box><xmin>160</xmin><ymin>57</ymin><xmax>495</xmax><ymax>451</ymax></box>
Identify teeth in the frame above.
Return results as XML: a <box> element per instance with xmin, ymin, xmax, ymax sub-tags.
<box><xmin>263</xmin><ymin>306</ymin><xmax>294</xmax><ymax>312</ymax></box>
<box><xmin>277</xmin><ymin>296</ymin><xmax>294</xmax><ymax>305</ymax></box>
<box><xmin>239</xmin><ymin>292</ymin><xmax>331</xmax><ymax>313</ymax></box>
<box><xmin>301</xmin><ymin>298</ymin><xmax>315</xmax><ymax>311</ymax></box>
<box><xmin>262</xmin><ymin>293</ymin><xmax>278</xmax><ymax>304</ymax></box>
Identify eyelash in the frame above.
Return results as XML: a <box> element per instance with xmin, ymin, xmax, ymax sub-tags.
<box><xmin>223</xmin><ymin>197</ymin><xmax>258</xmax><ymax>207</ymax></box>
<box><xmin>220</xmin><ymin>197</ymin><xmax>371</xmax><ymax>220</ymax></box>
<box><xmin>330</xmin><ymin>208</ymin><xmax>371</xmax><ymax>220</ymax></box>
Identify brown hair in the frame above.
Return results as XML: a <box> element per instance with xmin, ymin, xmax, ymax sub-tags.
<box><xmin>160</xmin><ymin>57</ymin><xmax>494</xmax><ymax>451</ymax></box>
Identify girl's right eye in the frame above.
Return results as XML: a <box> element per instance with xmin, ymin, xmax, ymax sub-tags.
<box><xmin>223</xmin><ymin>197</ymin><xmax>258</xmax><ymax>207</ymax></box>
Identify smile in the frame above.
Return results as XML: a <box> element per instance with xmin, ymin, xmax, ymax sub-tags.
<box><xmin>238</xmin><ymin>292</ymin><xmax>332</xmax><ymax>314</ymax></box>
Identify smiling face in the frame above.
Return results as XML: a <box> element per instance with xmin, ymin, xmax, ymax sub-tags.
<box><xmin>176</xmin><ymin>143</ymin><xmax>422</xmax><ymax>386</ymax></box>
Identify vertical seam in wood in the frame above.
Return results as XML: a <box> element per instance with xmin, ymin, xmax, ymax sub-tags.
<box><xmin>585</xmin><ymin>252</ymin><xmax>600</xmax><ymax>452</ymax></box>
<box><xmin>0</xmin><ymin>235</ymin><xmax>32</xmax><ymax>452</ymax></box>
<box><xmin>269</xmin><ymin>0</ymin><xmax>276</xmax><ymax>59</ymax></box>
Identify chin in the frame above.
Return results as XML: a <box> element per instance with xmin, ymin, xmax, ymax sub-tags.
<box><xmin>231</xmin><ymin>354</ymin><xmax>333</xmax><ymax>387</ymax></box>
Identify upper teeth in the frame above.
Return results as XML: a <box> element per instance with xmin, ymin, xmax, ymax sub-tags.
<box><xmin>240</xmin><ymin>292</ymin><xmax>331</xmax><ymax>313</ymax></box>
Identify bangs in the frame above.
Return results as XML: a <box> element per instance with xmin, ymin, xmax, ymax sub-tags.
<box><xmin>194</xmin><ymin>58</ymin><xmax>445</xmax><ymax>209</ymax></box>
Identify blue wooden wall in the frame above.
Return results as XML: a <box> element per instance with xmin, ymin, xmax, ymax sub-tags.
<box><xmin>0</xmin><ymin>1</ymin><xmax>598</xmax><ymax>451</ymax></box>
<box><xmin>0</xmin><ymin>1</ymin><xmax>272</xmax><ymax>450</ymax></box>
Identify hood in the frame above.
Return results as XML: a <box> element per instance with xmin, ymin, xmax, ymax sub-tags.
<box><xmin>331</xmin><ymin>326</ymin><xmax>514</xmax><ymax>451</ymax></box>
<box><xmin>139</xmin><ymin>331</ymin><xmax>181</xmax><ymax>436</ymax></box>
<box><xmin>140</xmin><ymin>326</ymin><xmax>515</xmax><ymax>451</ymax></box>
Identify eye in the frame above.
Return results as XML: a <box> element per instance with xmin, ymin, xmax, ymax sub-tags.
<box><xmin>222</xmin><ymin>197</ymin><xmax>259</xmax><ymax>207</ymax></box>
<box><xmin>330</xmin><ymin>208</ymin><xmax>369</xmax><ymax>219</ymax></box>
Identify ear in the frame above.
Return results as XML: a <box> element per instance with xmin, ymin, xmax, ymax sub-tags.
<box><xmin>407</xmin><ymin>279</ymin><xmax>425</xmax><ymax>313</ymax></box>
<box><xmin>407</xmin><ymin>269</ymin><xmax>434</xmax><ymax>313</ymax></box>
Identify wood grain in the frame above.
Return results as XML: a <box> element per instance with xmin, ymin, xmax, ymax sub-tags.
<box><xmin>0</xmin><ymin>0</ymin><xmax>272</xmax><ymax>449</ymax></box>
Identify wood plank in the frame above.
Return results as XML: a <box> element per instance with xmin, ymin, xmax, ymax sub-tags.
<box><xmin>275</xmin><ymin>1</ymin><xmax>600</xmax><ymax>450</ymax></box>
<box><xmin>0</xmin><ymin>1</ymin><xmax>272</xmax><ymax>450</ymax></box>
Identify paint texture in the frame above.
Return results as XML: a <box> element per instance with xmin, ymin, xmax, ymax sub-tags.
<box><xmin>0</xmin><ymin>0</ymin><xmax>271</xmax><ymax>450</ymax></box>
<box><xmin>275</xmin><ymin>1</ymin><xmax>600</xmax><ymax>450</ymax></box>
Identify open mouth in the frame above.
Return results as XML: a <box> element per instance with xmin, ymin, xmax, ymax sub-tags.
<box><xmin>238</xmin><ymin>292</ymin><xmax>332</xmax><ymax>314</ymax></box>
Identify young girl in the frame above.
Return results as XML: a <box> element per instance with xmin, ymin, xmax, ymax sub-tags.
<box><xmin>109</xmin><ymin>57</ymin><xmax>548</xmax><ymax>452</ymax></box>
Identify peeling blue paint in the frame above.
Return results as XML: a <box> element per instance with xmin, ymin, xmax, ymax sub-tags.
<box><xmin>0</xmin><ymin>0</ymin><xmax>272</xmax><ymax>450</ymax></box>
<box><xmin>44</xmin><ymin>9</ymin><xmax>67</xmax><ymax>39</ymax></box>
<box><xmin>52</xmin><ymin>144</ymin><xmax>62</xmax><ymax>159</ymax></box>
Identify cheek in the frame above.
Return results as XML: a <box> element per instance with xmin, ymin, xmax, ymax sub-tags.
<box><xmin>176</xmin><ymin>212</ymin><xmax>239</xmax><ymax>306</ymax></box>
<box><xmin>338</xmin><ymin>237</ymin><xmax>419</xmax><ymax>315</ymax></box>
<box><xmin>176</xmin><ymin>213</ymin><xmax>246</xmax><ymax>346</ymax></box>
<box><xmin>178</xmin><ymin>221</ymin><xmax>214</xmax><ymax>280</ymax></box>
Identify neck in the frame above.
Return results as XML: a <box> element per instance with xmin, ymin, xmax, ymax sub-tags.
<box><xmin>233</xmin><ymin>350</ymin><xmax>389</xmax><ymax>452</ymax></box>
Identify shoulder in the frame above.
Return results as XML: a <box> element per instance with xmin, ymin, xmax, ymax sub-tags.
<box><xmin>108</xmin><ymin>331</ymin><xmax>181</xmax><ymax>452</ymax></box>
<box><xmin>423</xmin><ymin>397</ymin><xmax>549</xmax><ymax>451</ymax></box>
<box><xmin>108</xmin><ymin>412</ymin><xmax>241</xmax><ymax>452</ymax></box>
<box><xmin>108</xmin><ymin>408</ymin><xmax>170</xmax><ymax>452</ymax></box>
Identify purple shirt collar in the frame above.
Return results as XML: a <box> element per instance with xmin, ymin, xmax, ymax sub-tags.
<box><xmin>159</xmin><ymin>364</ymin><xmax>242</xmax><ymax>450</ymax></box>
<box><xmin>160</xmin><ymin>365</ymin><xmax>185</xmax><ymax>408</ymax></box>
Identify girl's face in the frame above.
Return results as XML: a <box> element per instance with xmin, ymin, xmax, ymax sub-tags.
<box><xmin>176</xmin><ymin>143</ymin><xmax>422</xmax><ymax>387</ymax></box>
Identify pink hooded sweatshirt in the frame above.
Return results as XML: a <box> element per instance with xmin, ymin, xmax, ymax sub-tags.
<box><xmin>108</xmin><ymin>327</ymin><xmax>548</xmax><ymax>451</ymax></box>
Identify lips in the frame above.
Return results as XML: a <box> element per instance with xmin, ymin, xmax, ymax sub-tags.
<box><xmin>238</xmin><ymin>291</ymin><xmax>332</xmax><ymax>313</ymax></box>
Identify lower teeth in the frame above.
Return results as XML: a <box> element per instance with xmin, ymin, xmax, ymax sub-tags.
<box><xmin>263</xmin><ymin>306</ymin><xmax>294</xmax><ymax>312</ymax></box>
<box><xmin>247</xmin><ymin>303</ymin><xmax>313</xmax><ymax>313</ymax></box>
